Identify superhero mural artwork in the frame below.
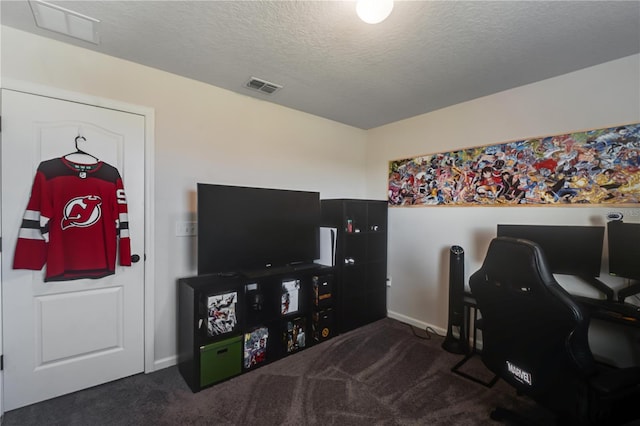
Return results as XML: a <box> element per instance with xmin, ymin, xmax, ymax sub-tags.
<box><xmin>388</xmin><ymin>123</ymin><xmax>640</xmax><ymax>206</ymax></box>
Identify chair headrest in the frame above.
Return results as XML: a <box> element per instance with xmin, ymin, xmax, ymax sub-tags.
<box><xmin>478</xmin><ymin>236</ymin><xmax>557</xmax><ymax>292</ymax></box>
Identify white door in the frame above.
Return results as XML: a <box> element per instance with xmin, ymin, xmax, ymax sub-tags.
<box><xmin>1</xmin><ymin>89</ymin><xmax>145</xmax><ymax>411</ymax></box>
<box><xmin>0</xmin><ymin>88</ymin><xmax>4</xmax><ymax>416</ymax></box>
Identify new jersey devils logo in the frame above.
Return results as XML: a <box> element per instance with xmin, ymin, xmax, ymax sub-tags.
<box><xmin>61</xmin><ymin>195</ymin><xmax>103</xmax><ymax>230</ymax></box>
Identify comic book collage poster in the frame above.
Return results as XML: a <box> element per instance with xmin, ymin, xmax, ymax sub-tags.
<box><xmin>207</xmin><ymin>291</ymin><xmax>238</xmax><ymax>337</ymax></box>
<box><xmin>388</xmin><ymin>123</ymin><xmax>640</xmax><ymax>206</ymax></box>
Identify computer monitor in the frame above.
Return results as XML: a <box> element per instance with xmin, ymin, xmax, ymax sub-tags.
<box><xmin>607</xmin><ymin>221</ymin><xmax>640</xmax><ymax>280</ymax></box>
<box><xmin>497</xmin><ymin>224</ymin><xmax>605</xmax><ymax>278</ymax></box>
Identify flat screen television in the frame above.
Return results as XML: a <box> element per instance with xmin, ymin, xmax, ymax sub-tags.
<box><xmin>496</xmin><ymin>224</ymin><xmax>605</xmax><ymax>277</ymax></box>
<box><xmin>607</xmin><ymin>221</ymin><xmax>640</xmax><ymax>280</ymax></box>
<box><xmin>197</xmin><ymin>183</ymin><xmax>320</xmax><ymax>275</ymax></box>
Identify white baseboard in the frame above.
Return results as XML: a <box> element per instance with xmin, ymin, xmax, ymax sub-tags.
<box><xmin>386</xmin><ymin>311</ymin><xmax>483</xmax><ymax>349</ymax></box>
<box><xmin>148</xmin><ymin>313</ymin><xmax>470</xmax><ymax>375</ymax></box>
<box><xmin>386</xmin><ymin>310</ymin><xmax>447</xmax><ymax>336</ymax></box>
<box><xmin>152</xmin><ymin>355</ymin><xmax>178</xmax><ymax>372</ymax></box>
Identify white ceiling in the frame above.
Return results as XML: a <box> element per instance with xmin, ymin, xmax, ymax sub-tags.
<box><xmin>2</xmin><ymin>1</ymin><xmax>639</xmax><ymax>129</ymax></box>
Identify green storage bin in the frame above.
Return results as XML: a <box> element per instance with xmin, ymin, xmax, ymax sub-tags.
<box><xmin>200</xmin><ymin>335</ymin><xmax>242</xmax><ymax>387</ymax></box>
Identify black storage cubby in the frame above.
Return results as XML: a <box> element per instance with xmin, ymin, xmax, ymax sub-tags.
<box><xmin>178</xmin><ymin>265</ymin><xmax>333</xmax><ymax>392</ymax></box>
<box><xmin>282</xmin><ymin>315</ymin><xmax>308</xmax><ymax>354</ymax></box>
<box><xmin>178</xmin><ymin>198</ymin><xmax>387</xmax><ymax>392</ymax></box>
<box><xmin>312</xmin><ymin>308</ymin><xmax>334</xmax><ymax>342</ymax></box>
<box><xmin>178</xmin><ymin>274</ymin><xmax>244</xmax><ymax>392</ymax></box>
<box><xmin>311</xmin><ymin>274</ymin><xmax>334</xmax><ymax>342</ymax></box>
<box><xmin>313</xmin><ymin>275</ymin><xmax>333</xmax><ymax>310</ymax></box>
<box><xmin>321</xmin><ymin>199</ymin><xmax>388</xmax><ymax>333</ymax></box>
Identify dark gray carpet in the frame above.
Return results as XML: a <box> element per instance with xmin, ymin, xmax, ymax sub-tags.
<box><xmin>3</xmin><ymin>318</ymin><xmax>553</xmax><ymax>425</ymax></box>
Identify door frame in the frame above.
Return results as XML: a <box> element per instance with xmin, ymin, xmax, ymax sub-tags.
<box><xmin>0</xmin><ymin>79</ymin><xmax>156</xmax><ymax>379</ymax></box>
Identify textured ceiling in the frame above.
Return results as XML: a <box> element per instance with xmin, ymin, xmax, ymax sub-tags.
<box><xmin>2</xmin><ymin>1</ymin><xmax>639</xmax><ymax>129</ymax></box>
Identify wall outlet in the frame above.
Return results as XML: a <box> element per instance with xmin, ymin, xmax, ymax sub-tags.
<box><xmin>386</xmin><ymin>276</ymin><xmax>392</xmax><ymax>287</ymax></box>
<box><xmin>176</xmin><ymin>221</ymin><xmax>197</xmax><ymax>237</ymax></box>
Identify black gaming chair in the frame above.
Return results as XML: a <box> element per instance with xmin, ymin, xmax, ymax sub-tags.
<box><xmin>469</xmin><ymin>236</ymin><xmax>640</xmax><ymax>425</ymax></box>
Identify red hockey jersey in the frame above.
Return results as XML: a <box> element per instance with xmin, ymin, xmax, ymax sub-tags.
<box><xmin>13</xmin><ymin>157</ymin><xmax>132</xmax><ymax>281</ymax></box>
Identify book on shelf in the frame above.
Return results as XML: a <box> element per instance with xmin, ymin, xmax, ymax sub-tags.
<box><xmin>284</xmin><ymin>316</ymin><xmax>306</xmax><ymax>353</ymax></box>
<box><xmin>207</xmin><ymin>291</ymin><xmax>238</xmax><ymax>337</ymax></box>
<box><xmin>281</xmin><ymin>279</ymin><xmax>300</xmax><ymax>315</ymax></box>
<box><xmin>243</xmin><ymin>326</ymin><xmax>269</xmax><ymax>369</ymax></box>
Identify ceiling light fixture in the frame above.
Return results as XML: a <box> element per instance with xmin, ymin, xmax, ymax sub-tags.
<box><xmin>29</xmin><ymin>0</ymin><xmax>100</xmax><ymax>44</ymax></box>
<box><xmin>356</xmin><ymin>0</ymin><xmax>394</xmax><ymax>24</ymax></box>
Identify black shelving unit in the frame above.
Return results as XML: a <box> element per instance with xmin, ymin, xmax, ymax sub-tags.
<box><xmin>321</xmin><ymin>199</ymin><xmax>388</xmax><ymax>333</ymax></box>
<box><xmin>178</xmin><ymin>265</ymin><xmax>333</xmax><ymax>392</ymax></box>
<box><xmin>178</xmin><ymin>274</ymin><xmax>244</xmax><ymax>392</ymax></box>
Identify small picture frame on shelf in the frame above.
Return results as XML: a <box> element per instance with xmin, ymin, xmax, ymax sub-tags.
<box><xmin>281</xmin><ymin>279</ymin><xmax>300</xmax><ymax>315</ymax></box>
<box><xmin>244</xmin><ymin>326</ymin><xmax>269</xmax><ymax>369</ymax></box>
<box><xmin>284</xmin><ymin>316</ymin><xmax>306</xmax><ymax>353</ymax></box>
<box><xmin>313</xmin><ymin>275</ymin><xmax>332</xmax><ymax>309</ymax></box>
<box><xmin>207</xmin><ymin>291</ymin><xmax>238</xmax><ymax>337</ymax></box>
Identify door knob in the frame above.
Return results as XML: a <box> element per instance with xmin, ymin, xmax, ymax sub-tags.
<box><xmin>131</xmin><ymin>254</ymin><xmax>141</xmax><ymax>263</ymax></box>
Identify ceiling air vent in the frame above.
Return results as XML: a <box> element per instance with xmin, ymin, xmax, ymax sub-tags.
<box><xmin>29</xmin><ymin>0</ymin><xmax>100</xmax><ymax>44</ymax></box>
<box><xmin>245</xmin><ymin>77</ymin><xmax>282</xmax><ymax>95</ymax></box>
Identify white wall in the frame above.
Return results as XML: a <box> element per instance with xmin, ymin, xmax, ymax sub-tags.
<box><xmin>0</xmin><ymin>26</ymin><xmax>368</xmax><ymax>369</ymax></box>
<box><xmin>366</xmin><ymin>54</ymin><xmax>640</xmax><ymax>365</ymax></box>
<box><xmin>2</xmin><ymin>25</ymin><xmax>640</xmax><ymax>370</ymax></box>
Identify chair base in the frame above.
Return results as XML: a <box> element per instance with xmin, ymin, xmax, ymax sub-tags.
<box><xmin>491</xmin><ymin>406</ymin><xmax>533</xmax><ymax>425</ymax></box>
<box><xmin>441</xmin><ymin>335</ymin><xmax>468</xmax><ymax>354</ymax></box>
<box><xmin>490</xmin><ymin>406</ymin><xmax>560</xmax><ymax>426</ymax></box>
<box><xmin>451</xmin><ymin>353</ymin><xmax>499</xmax><ymax>388</ymax></box>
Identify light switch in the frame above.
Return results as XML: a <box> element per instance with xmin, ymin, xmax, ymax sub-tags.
<box><xmin>176</xmin><ymin>221</ymin><xmax>197</xmax><ymax>237</ymax></box>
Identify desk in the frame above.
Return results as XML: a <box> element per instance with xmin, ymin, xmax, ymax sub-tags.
<box><xmin>575</xmin><ymin>296</ymin><xmax>640</xmax><ymax>329</ymax></box>
<box><xmin>553</xmin><ymin>274</ymin><xmax>640</xmax><ymax>327</ymax></box>
<box><xmin>618</xmin><ymin>281</ymin><xmax>640</xmax><ymax>303</ymax></box>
